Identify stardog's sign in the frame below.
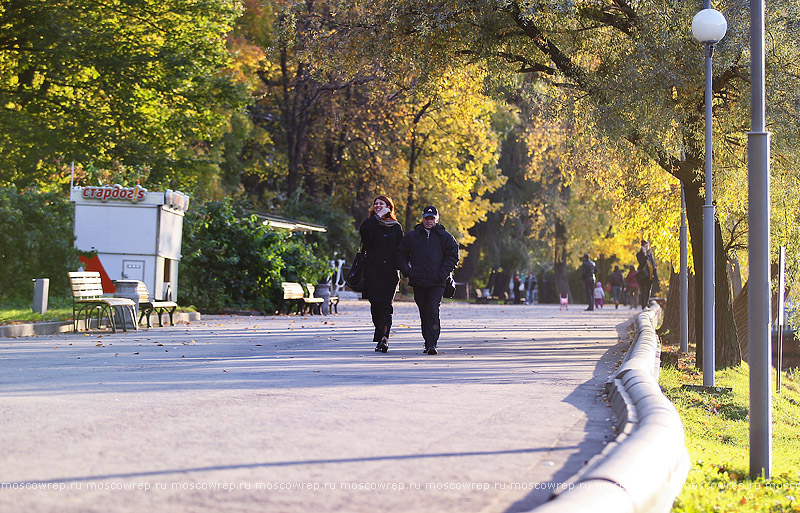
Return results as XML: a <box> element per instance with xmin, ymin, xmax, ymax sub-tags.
<box><xmin>81</xmin><ymin>184</ymin><xmax>147</xmax><ymax>203</ymax></box>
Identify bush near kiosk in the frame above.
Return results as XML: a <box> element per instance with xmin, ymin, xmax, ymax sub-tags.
<box><xmin>0</xmin><ymin>186</ymin><xmax>80</xmax><ymax>301</ymax></box>
<box><xmin>179</xmin><ymin>200</ymin><xmax>330</xmax><ymax>314</ymax></box>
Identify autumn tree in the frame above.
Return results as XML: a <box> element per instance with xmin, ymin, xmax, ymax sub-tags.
<box><xmin>233</xmin><ymin>1</ymin><xmax>507</xmax><ymax>247</ymax></box>
<box><xmin>0</xmin><ymin>0</ymin><xmax>245</xmax><ymax>191</ymax></box>
<box><xmin>308</xmin><ymin>0</ymin><xmax>800</xmax><ymax>368</ymax></box>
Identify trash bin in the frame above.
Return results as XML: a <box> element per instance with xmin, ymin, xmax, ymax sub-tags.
<box><xmin>315</xmin><ymin>283</ymin><xmax>331</xmax><ymax>315</ymax></box>
<box><xmin>113</xmin><ymin>280</ymin><xmax>142</xmax><ymax>329</ymax></box>
<box><xmin>32</xmin><ymin>278</ymin><xmax>50</xmax><ymax>314</ymax></box>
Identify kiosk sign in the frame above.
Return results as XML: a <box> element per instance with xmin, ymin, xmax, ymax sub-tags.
<box><xmin>82</xmin><ymin>184</ymin><xmax>147</xmax><ymax>203</ymax></box>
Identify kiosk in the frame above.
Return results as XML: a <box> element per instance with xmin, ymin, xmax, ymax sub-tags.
<box><xmin>70</xmin><ymin>184</ymin><xmax>189</xmax><ymax>301</ymax></box>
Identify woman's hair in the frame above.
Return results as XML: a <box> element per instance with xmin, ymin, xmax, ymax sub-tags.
<box><xmin>369</xmin><ymin>195</ymin><xmax>397</xmax><ymax>220</ymax></box>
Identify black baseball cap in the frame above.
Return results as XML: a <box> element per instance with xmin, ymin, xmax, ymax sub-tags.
<box><xmin>422</xmin><ymin>205</ymin><xmax>438</xmax><ymax>218</ymax></box>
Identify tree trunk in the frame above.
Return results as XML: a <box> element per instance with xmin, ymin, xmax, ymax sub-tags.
<box><xmin>553</xmin><ymin>184</ymin><xmax>570</xmax><ymax>302</ymax></box>
<box><xmin>660</xmin><ymin>267</ymin><xmax>696</xmax><ymax>344</ymax></box>
<box><xmin>683</xmin><ymin>181</ymin><xmax>742</xmax><ymax>369</ymax></box>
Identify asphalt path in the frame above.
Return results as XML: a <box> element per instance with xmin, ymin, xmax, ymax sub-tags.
<box><xmin>0</xmin><ymin>300</ymin><xmax>636</xmax><ymax>513</ymax></box>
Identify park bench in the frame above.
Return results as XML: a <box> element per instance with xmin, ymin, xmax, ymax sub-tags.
<box><xmin>327</xmin><ymin>287</ymin><xmax>339</xmax><ymax>314</ymax></box>
<box><xmin>304</xmin><ymin>283</ymin><xmax>339</xmax><ymax>314</ymax></box>
<box><xmin>281</xmin><ymin>282</ymin><xmax>310</xmax><ymax>314</ymax></box>
<box><xmin>280</xmin><ymin>282</ymin><xmax>338</xmax><ymax>315</ymax></box>
<box><xmin>68</xmin><ymin>271</ymin><xmax>137</xmax><ymax>333</ymax></box>
<box><xmin>475</xmin><ymin>288</ymin><xmax>498</xmax><ymax>304</ymax></box>
<box><xmin>135</xmin><ymin>281</ymin><xmax>178</xmax><ymax>328</ymax></box>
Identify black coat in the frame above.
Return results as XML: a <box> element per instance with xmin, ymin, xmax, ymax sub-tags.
<box><xmin>636</xmin><ymin>249</ymin><xmax>658</xmax><ymax>284</ymax></box>
<box><xmin>396</xmin><ymin>223</ymin><xmax>459</xmax><ymax>288</ymax></box>
<box><xmin>359</xmin><ymin>216</ymin><xmax>404</xmax><ymax>303</ymax></box>
<box><xmin>580</xmin><ymin>258</ymin><xmax>597</xmax><ymax>283</ymax></box>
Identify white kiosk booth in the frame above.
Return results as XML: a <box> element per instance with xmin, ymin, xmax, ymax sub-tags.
<box><xmin>70</xmin><ymin>184</ymin><xmax>189</xmax><ymax>301</ymax></box>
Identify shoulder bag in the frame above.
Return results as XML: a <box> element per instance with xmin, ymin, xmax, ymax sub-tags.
<box><xmin>346</xmin><ymin>248</ymin><xmax>367</xmax><ymax>292</ymax></box>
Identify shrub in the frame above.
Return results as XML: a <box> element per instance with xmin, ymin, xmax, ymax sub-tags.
<box><xmin>0</xmin><ymin>186</ymin><xmax>80</xmax><ymax>301</ymax></box>
<box><xmin>179</xmin><ymin>200</ymin><xmax>330</xmax><ymax>313</ymax></box>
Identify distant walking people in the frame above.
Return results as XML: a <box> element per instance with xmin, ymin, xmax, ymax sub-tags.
<box><xmin>525</xmin><ymin>272</ymin><xmax>537</xmax><ymax>305</ymax></box>
<box><xmin>609</xmin><ymin>266</ymin><xmax>624</xmax><ymax>309</ymax></box>
<box><xmin>581</xmin><ymin>254</ymin><xmax>597</xmax><ymax>311</ymax></box>
<box><xmin>396</xmin><ymin>206</ymin><xmax>459</xmax><ymax>355</ymax></box>
<box><xmin>625</xmin><ymin>265</ymin><xmax>639</xmax><ymax>308</ymax></box>
<box><xmin>636</xmin><ymin>240</ymin><xmax>658</xmax><ymax>309</ymax></box>
<box><xmin>594</xmin><ymin>281</ymin><xmax>605</xmax><ymax>309</ymax></box>
<box><xmin>359</xmin><ymin>195</ymin><xmax>404</xmax><ymax>353</ymax></box>
<box><xmin>512</xmin><ymin>274</ymin><xmax>524</xmax><ymax>304</ymax></box>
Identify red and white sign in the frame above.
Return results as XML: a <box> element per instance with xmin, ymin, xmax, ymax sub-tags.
<box><xmin>81</xmin><ymin>184</ymin><xmax>147</xmax><ymax>203</ymax></box>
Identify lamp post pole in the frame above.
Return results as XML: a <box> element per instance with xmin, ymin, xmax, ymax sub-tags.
<box><xmin>702</xmin><ymin>40</ymin><xmax>716</xmax><ymax>386</ymax></box>
<box><xmin>692</xmin><ymin>7</ymin><xmax>726</xmax><ymax>387</ymax></box>
<box><xmin>748</xmin><ymin>0</ymin><xmax>772</xmax><ymax>480</ymax></box>
<box><xmin>681</xmin><ymin>185</ymin><xmax>689</xmax><ymax>354</ymax></box>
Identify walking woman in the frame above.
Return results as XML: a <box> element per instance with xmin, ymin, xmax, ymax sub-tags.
<box><xmin>359</xmin><ymin>195</ymin><xmax>404</xmax><ymax>353</ymax></box>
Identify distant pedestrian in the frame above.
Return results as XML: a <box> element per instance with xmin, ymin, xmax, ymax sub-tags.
<box><xmin>512</xmin><ymin>274</ymin><xmax>524</xmax><ymax>304</ymax></box>
<box><xmin>580</xmin><ymin>254</ymin><xmax>597</xmax><ymax>311</ymax></box>
<box><xmin>609</xmin><ymin>266</ymin><xmax>624</xmax><ymax>309</ymax></box>
<box><xmin>594</xmin><ymin>281</ymin><xmax>605</xmax><ymax>309</ymax></box>
<box><xmin>359</xmin><ymin>195</ymin><xmax>404</xmax><ymax>353</ymax></box>
<box><xmin>636</xmin><ymin>240</ymin><xmax>658</xmax><ymax>309</ymax></box>
<box><xmin>396</xmin><ymin>206</ymin><xmax>459</xmax><ymax>355</ymax></box>
<box><xmin>625</xmin><ymin>265</ymin><xmax>639</xmax><ymax>308</ymax></box>
<box><xmin>525</xmin><ymin>272</ymin><xmax>537</xmax><ymax>305</ymax></box>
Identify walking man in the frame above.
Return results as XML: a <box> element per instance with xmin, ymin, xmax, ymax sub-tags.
<box><xmin>525</xmin><ymin>272</ymin><xmax>537</xmax><ymax>305</ymax></box>
<box><xmin>396</xmin><ymin>206</ymin><xmax>459</xmax><ymax>355</ymax></box>
<box><xmin>609</xmin><ymin>265</ymin><xmax>624</xmax><ymax>309</ymax></box>
<box><xmin>581</xmin><ymin>254</ymin><xmax>597</xmax><ymax>311</ymax></box>
<box><xmin>636</xmin><ymin>240</ymin><xmax>658</xmax><ymax>309</ymax></box>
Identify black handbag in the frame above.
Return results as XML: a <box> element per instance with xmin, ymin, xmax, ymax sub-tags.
<box><xmin>346</xmin><ymin>249</ymin><xmax>367</xmax><ymax>292</ymax></box>
<box><xmin>444</xmin><ymin>273</ymin><xmax>456</xmax><ymax>298</ymax></box>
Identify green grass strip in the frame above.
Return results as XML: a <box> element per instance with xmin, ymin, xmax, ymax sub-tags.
<box><xmin>660</xmin><ymin>350</ymin><xmax>800</xmax><ymax>512</ymax></box>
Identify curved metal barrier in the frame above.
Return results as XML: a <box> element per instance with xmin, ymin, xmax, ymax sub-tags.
<box><xmin>533</xmin><ymin>301</ymin><xmax>690</xmax><ymax>513</ymax></box>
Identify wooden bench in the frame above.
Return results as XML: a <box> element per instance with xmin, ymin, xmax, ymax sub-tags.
<box><xmin>327</xmin><ymin>290</ymin><xmax>339</xmax><ymax>314</ymax></box>
<box><xmin>475</xmin><ymin>288</ymin><xmax>498</xmax><ymax>304</ymax></box>
<box><xmin>305</xmin><ymin>283</ymin><xmax>339</xmax><ymax>314</ymax></box>
<box><xmin>135</xmin><ymin>281</ymin><xmax>178</xmax><ymax>328</ymax></box>
<box><xmin>281</xmin><ymin>282</ymin><xmax>306</xmax><ymax>314</ymax></box>
<box><xmin>68</xmin><ymin>271</ymin><xmax>137</xmax><ymax>333</ymax></box>
<box><xmin>280</xmin><ymin>282</ymin><xmax>330</xmax><ymax>315</ymax></box>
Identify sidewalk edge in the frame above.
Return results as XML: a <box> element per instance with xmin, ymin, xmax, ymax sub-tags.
<box><xmin>531</xmin><ymin>301</ymin><xmax>690</xmax><ymax>513</ymax></box>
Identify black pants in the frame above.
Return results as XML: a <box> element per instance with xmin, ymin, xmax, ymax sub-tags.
<box><xmin>639</xmin><ymin>280</ymin><xmax>652</xmax><ymax>309</ymax></box>
<box><xmin>583</xmin><ymin>280</ymin><xmax>595</xmax><ymax>310</ymax></box>
<box><xmin>413</xmin><ymin>286</ymin><xmax>445</xmax><ymax>349</ymax></box>
<box><xmin>370</xmin><ymin>301</ymin><xmax>394</xmax><ymax>342</ymax></box>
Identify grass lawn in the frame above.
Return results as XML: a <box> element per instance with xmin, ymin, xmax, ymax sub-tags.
<box><xmin>660</xmin><ymin>347</ymin><xmax>800</xmax><ymax>512</ymax></box>
<box><xmin>0</xmin><ymin>297</ymin><xmax>74</xmax><ymax>325</ymax></box>
<box><xmin>0</xmin><ymin>297</ymin><xmax>195</xmax><ymax>325</ymax></box>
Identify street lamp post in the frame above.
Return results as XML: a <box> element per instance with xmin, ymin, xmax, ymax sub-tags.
<box><xmin>692</xmin><ymin>7</ymin><xmax>727</xmax><ymax>387</ymax></box>
<box><xmin>749</xmin><ymin>0</ymin><xmax>772</xmax><ymax>479</ymax></box>
<box><xmin>680</xmin><ymin>185</ymin><xmax>689</xmax><ymax>354</ymax></box>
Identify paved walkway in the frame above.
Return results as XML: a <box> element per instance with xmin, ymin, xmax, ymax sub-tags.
<box><xmin>0</xmin><ymin>300</ymin><xmax>635</xmax><ymax>513</ymax></box>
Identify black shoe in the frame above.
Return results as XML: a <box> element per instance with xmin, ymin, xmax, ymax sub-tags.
<box><xmin>376</xmin><ymin>337</ymin><xmax>388</xmax><ymax>353</ymax></box>
<box><xmin>422</xmin><ymin>347</ymin><xmax>428</xmax><ymax>354</ymax></box>
<box><xmin>427</xmin><ymin>346</ymin><xmax>437</xmax><ymax>355</ymax></box>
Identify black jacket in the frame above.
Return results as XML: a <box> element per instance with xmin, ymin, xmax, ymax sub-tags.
<box><xmin>396</xmin><ymin>223</ymin><xmax>459</xmax><ymax>288</ymax></box>
<box><xmin>359</xmin><ymin>216</ymin><xmax>404</xmax><ymax>302</ymax></box>
<box><xmin>636</xmin><ymin>249</ymin><xmax>658</xmax><ymax>284</ymax></box>
<box><xmin>609</xmin><ymin>269</ymin><xmax>625</xmax><ymax>287</ymax></box>
<box><xmin>580</xmin><ymin>258</ymin><xmax>597</xmax><ymax>283</ymax></box>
